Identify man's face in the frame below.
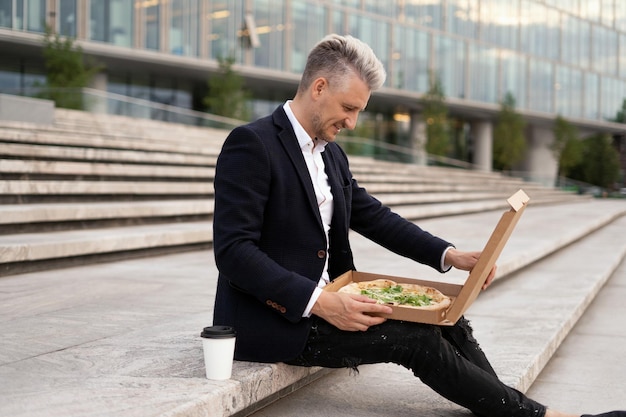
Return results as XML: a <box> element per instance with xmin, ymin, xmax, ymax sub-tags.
<box><xmin>310</xmin><ymin>74</ymin><xmax>371</xmax><ymax>142</ymax></box>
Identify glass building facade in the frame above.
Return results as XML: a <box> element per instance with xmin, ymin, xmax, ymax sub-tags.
<box><xmin>1</xmin><ymin>0</ymin><xmax>625</xmax><ymax>126</ymax></box>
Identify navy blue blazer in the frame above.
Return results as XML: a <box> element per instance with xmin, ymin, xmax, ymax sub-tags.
<box><xmin>212</xmin><ymin>106</ymin><xmax>451</xmax><ymax>363</ymax></box>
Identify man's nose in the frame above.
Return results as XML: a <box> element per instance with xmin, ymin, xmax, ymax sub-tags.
<box><xmin>344</xmin><ymin>115</ymin><xmax>358</xmax><ymax>130</ymax></box>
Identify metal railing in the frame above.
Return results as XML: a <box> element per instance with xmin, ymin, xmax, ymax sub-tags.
<box><xmin>0</xmin><ymin>87</ymin><xmax>244</xmax><ymax>131</ymax></box>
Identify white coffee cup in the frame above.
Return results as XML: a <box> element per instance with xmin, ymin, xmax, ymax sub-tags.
<box><xmin>201</xmin><ymin>326</ymin><xmax>236</xmax><ymax>380</ymax></box>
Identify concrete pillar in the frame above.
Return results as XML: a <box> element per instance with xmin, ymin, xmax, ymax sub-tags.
<box><xmin>470</xmin><ymin>121</ymin><xmax>493</xmax><ymax>172</ymax></box>
<box><xmin>523</xmin><ymin>125</ymin><xmax>559</xmax><ymax>187</ymax></box>
<box><xmin>409</xmin><ymin>111</ymin><xmax>427</xmax><ymax>165</ymax></box>
<box><xmin>86</xmin><ymin>72</ymin><xmax>108</xmax><ymax>114</ymax></box>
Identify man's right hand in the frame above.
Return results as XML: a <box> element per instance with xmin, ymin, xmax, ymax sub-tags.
<box><xmin>311</xmin><ymin>291</ymin><xmax>393</xmax><ymax>331</ymax></box>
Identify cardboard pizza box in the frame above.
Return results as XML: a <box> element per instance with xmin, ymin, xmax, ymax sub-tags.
<box><xmin>324</xmin><ymin>189</ymin><xmax>530</xmax><ymax>326</ymax></box>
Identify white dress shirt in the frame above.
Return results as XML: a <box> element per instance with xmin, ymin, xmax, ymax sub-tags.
<box><xmin>282</xmin><ymin>101</ymin><xmax>333</xmax><ymax>317</ymax></box>
<box><xmin>282</xmin><ymin>101</ymin><xmax>452</xmax><ymax>318</ymax></box>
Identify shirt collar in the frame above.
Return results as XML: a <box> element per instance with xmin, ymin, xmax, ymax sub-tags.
<box><xmin>283</xmin><ymin>101</ymin><xmax>328</xmax><ymax>152</ymax></box>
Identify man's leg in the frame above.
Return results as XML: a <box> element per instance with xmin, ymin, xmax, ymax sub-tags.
<box><xmin>440</xmin><ymin>316</ymin><xmax>497</xmax><ymax>377</ymax></box>
<box><xmin>287</xmin><ymin>317</ymin><xmax>546</xmax><ymax>417</ymax></box>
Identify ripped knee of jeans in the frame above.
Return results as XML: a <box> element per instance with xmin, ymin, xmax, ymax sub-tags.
<box><xmin>341</xmin><ymin>356</ymin><xmax>362</xmax><ymax>375</ymax></box>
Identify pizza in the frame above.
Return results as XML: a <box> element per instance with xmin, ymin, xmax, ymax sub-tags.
<box><xmin>338</xmin><ymin>279</ymin><xmax>451</xmax><ymax>311</ymax></box>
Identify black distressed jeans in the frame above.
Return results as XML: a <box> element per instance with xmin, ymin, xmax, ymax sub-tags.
<box><xmin>286</xmin><ymin>317</ymin><xmax>546</xmax><ymax>417</ymax></box>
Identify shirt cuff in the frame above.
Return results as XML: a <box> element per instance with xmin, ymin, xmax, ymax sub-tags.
<box><xmin>440</xmin><ymin>245</ymin><xmax>455</xmax><ymax>272</ymax></box>
<box><xmin>302</xmin><ymin>286</ymin><xmax>324</xmax><ymax>318</ymax></box>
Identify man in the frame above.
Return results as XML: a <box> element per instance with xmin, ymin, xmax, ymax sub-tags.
<box><xmin>212</xmin><ymin>34</ymin><xmax>623</xmax><ymax>417</ymax></box>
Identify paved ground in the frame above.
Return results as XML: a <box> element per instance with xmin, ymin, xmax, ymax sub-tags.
<box><xmin>0</xmin><ymin>199</ymin><xmax>624</xmax><ymax>417</ymax></box>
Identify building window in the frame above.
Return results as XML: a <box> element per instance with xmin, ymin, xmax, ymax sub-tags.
<box><xmin>528</xmin><ymin>60</ymin><xmax>553</xmax><ymax>113</ymax></box>
<box><xmin>58</xmin><ymin>0</ymin><xmax>77</xmax><ymax>37</ymax></box>
<box><xmin>347</xmin><ymin>13</ymin><xmax>390</xmax><ymax>84</ymax></box>
<box><xmin>144</xmin><ymin>1</ymin><xmax>160</xmax><ymax>50</ymax></box>
<box><xmin>26</xmin><ymin>0</ymin><xmax>46</xmax><ymax>32</ymax></box>
<box><xmin>252</xmin><ymin>0</ymin><xmax>285</xmax><ymax>70</ymax></box>
<box><xmin>600</xmin><ymin>77</ymin><xmax>625</xmax><ymax>121</ymax></box>
<box><xmin>170</xmin><ymin>0</ymin><xmax>199</xmax><ymax>56</ymax></box>
<box><xmin>208</xmin><ymin>1</ymin><xmax>245</xmax><ymax>63</ymax></box>
<box><xmin>399</xmin><ymin>0</ymin><xmax>443</xmax><ymax>30</ymax></box>
<box><xmin>0</xmin><ymin>0</ymin><xmax>12</xmax><ymax>28</ymax></box>
<box><xmin>500</xmin><ymin>52</ymin><xmax>527</xmax><ymax>109</ymax></box>
<box><xmin>619</xmin><ymin>34</ymin><xmax>626</xmax><ymax>79</ymax></box>
<box><xmin>434</xmin><ymin>36</ymin><xmax>466</xmax><ymax>99</ymax></box>
<box><xmin>592</xmin><ymin>25</ymin><xmax>618</xmax><ymax>76</ymax></box>
<box><xmin>392</xmin><ymin>26</ymin><xmax>429</xmax><ymax>92</ymax></box>
<box><xmin>468</xmin><ymin>44</ymin><xmax>497</xmax><ymax>104</ymax></box>
<box><xmin>561</xmin><ymin>15</ymin><xmax>591</xmax><ymax>69</ymax></box>
<box><xmin>90</xmin><ymin>0</ymin><xmax>133</xmax><ymax>47</ymax></box>
<box><xmin>291</xmin><ymin>1</ymin><xmax>327</xmax><ymax>73</ymax></box>
<box><xmin>555</xmin><ymin>65</ymin><xmax>583</xmax><ymax>118</ymax></box>
<box><xmin>1</xmin><ymin>0</ymin><xmax>47</xmax><ymax>32</ymax></box>
<box><xmin>585</xmin><ymin>72</ymin><xmax>600</xmax><ymax>120</ymax></box>
<box><xmin>447</xmin><ymin>0</ymin><xmax>478</xmax><ymax>39</ymax></box>
<box><xmin>479</xmin><ymin>0</ymin><xmax>519</xmax><ymax>51</ymax></box>
<box><xmin>520</xmin><ymin>2</ymin><xmax>559</xmax><ymax>60</ymax></box>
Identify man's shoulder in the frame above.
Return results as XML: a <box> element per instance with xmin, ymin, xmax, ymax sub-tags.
<box><xmin>244</xmin><ymin>106</ymin><xmax>289</xmax><ymax>130</ymax></box>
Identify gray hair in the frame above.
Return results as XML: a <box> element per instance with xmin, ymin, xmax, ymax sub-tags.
<box><xmin>298</xmin><ymin>34</ymin><xmax>386</xmax><ymax>93</ymax></box>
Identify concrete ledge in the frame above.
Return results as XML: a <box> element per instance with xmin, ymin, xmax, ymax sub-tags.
<box><xmin>0</xmin><ymin>221</ymin><xmax>212</xmax><ymax>262</ymax></box>
<box><xmin>0</xmin><ymin>200</ymin><xmax>213</xmax><ymax>225</ymax></box>
<box><xmin>0</xmin><ymin>311</ymin><xmax>329</xmax><ymax>417</ymax></box>
<box><xmin>0</xmin><ymin>124</ymin><xmax>223</xmax><ymax>156</ymax></box>
<box><xmin>0</xmin><ymin>94</ymin><xmax>54</xmax><ymax>125</ymax></box>
<box><xmin>0</xmin><ymin>180</ymin><xmax>213</xmax><ymax>195</ymax></box>
<box><xmin>1</xmin><ymin>142</ymin><xmax>216</xmax><ymax>165</ymax></box>
<box><xmin>0</xmin><ymin>159</ymin><xmax>214</xmax><ymax>179</ymax></box>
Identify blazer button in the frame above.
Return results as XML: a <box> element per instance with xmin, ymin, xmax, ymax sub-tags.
<box><xmin>317</xmin><ymin>250</ymin><xmax>326</xmax><ymax>259</ymax></box>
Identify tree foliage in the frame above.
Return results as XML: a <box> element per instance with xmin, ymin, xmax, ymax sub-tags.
<box><xmin>569</xmin><ymin>134</ymin><xmax>621</xmax><ymax>189</ymax></box>
<box><xmin>41</xmin><ymin>26</ymin><xmax>101</xmax><ymax>109</ymax></box>
<box><xmin>551</xmin><ymin>115</ymin><xmax>583</xmax><ymax>178</ymax></box>
<box><xmin>422</xmin><ymin>75</ymin><xmax>451</xmax><ymax>156</ymax></box>
<box><xmin>493</xmin><ymin>93</ymin><xmax>526</xmax><ymax>171</ymax></box>
<box><xmin>204</xmin><ymin>56</ymin><xmax>251</xmax><ymax>121</ymax></box>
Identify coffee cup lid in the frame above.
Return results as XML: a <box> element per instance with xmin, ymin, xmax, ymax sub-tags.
<box><xmin>201</xmin><ymin>326</ymin><xmax>236</xmax><ymax>339</ymax></box>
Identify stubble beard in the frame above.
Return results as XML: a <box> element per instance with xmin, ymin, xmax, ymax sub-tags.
<box><xmin>312</xmin><ymin>112</ymin><xmax>332</xmax><ymax>143</ymax></box>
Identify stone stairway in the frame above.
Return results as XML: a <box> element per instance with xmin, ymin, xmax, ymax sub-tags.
<box><xmin>0</xmin><ymin>109</ymin><xmax>587</xmax><ymax>277</ymax></box>
<box><xmin>2</xmin><ymin>108</ymin><xmax>621</xmax><ymax>417</ymax></box>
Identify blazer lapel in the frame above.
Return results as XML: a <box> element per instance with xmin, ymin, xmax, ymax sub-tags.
<box><xmin>273</xmin><ymin>108</ymin><xmax>325</xmax><ymax>232</ymax></box>
<box><xmin>322</xmin><ymin>147</ymin><xmax>347</xmax><ymax>233</ymax></box>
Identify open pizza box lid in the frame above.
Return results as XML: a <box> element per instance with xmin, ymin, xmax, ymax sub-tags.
<box><xmin>324</xmin><ymin>189</ymin><xmax>530</xmax><ymax>326</ymax></box>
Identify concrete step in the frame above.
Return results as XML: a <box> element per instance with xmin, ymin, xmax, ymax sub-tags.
<box><xmin>0</xmin><ymin>200</ymin><xmax>213</xmax><ymax>226</ymax></box>
<box><xmin>0</xmin><ymin>200</ymin><xmax>623</xmax><ymax>417</ymax></box>
<box><xmin>0</xmin><ymin>221</ymin><xmax>212</xmax><ymax>264</ymax></box>
<box><xmin>1</xmin><ymin>109</ymin><xmax>228</xmax><ymax>147</ymax></box>
<box><xmin>0</xmin><ymin>125</ymin><xmax>223</xmax><ymax>156</ymax></box>
<box><xmin>0</xmin><ymin>180</ymin><xmax>213</xmax><ymax>196</ymax></box>
<box><xmin>0</xmin><ymin>159</ymin><xmax>214</xmax><ymax>179</ymax></box>
<box><xmin>389</xmin><ymin>193</ymin><xmax>590</xmax><ymax>221</ymax></box>
<box><xmin>375</xmin><ymin>190</ymin><xmax>583</xmax><ymax>206</ymax></box>
<box><xmin>525</xmin><ymin>256</ymin><xmax>626</xmax><ymax>412</ymax></box>
<box><xmin>53</xmin><ymin>108</ymin><xmax>230</xmax><ymax>143</ymax></box>
<box><xmin>0</xmin><ymin>142</ymin><xmax>216</xmax><ymax>165</ymax></box>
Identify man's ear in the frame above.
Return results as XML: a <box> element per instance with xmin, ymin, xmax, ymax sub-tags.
<box><xmin>311</xmin><ymin>77</ymin><xmax>327</xmax><ymax>99</ymax></box>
